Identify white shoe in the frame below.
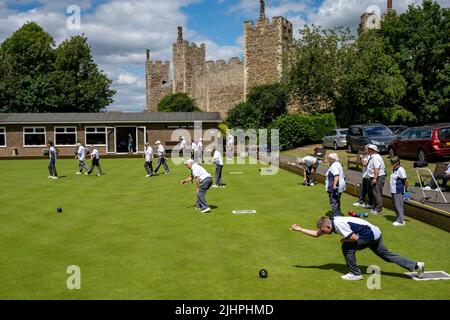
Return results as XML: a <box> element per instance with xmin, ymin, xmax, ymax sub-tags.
<box><xmin>416</xmin><ymin>262</ymin><xmax>425</xmax><ymax>279</ymax></box>
<box><xmin>165</xmin><ymin>172</ymin><xmax>171</xmax><ymax>175</ymax></box>
<box><xmin>370</xmin><ymin>209</ymin><xmax>381</xmax><ymax>215</ymax></box>
<box><xmin>76</xmin><ymin>172</ymin><xmax>81</xmax><ymax>175</ymax></box>
<box><xmin>364</xmin><ymin>204</ymin><xmax>374</xmax><ymax>209</ymax></box>
<box><xmin>422</xmin><ymin>186</ymin><xmax>432</xmax><ymax>191</ymax></box>
<box><xmin>393</xmin><ymin>221</ymin><xmax>405</xmax><ymax>227</ymax></box>
<box><xmin>48</xmin><ymin>176</ymin><xmax>52</xmax><ymax>179</ymax></box>
<box><xmin>200</xmin><ymin>207</ymin><xmax>211</xmax><ymax>213</ymax></box>
<box><xmin>309</xmin><ymin>182</ymin><xmax>314</xmax><ymax>186</ymax></box>
<box><xmin>341</xmin><ymin>273</ymin><xmax>363</xmax><ymax>281</ymax></box>
<box><xmin>145</xmin><ymin>174</ymin><xmax>150</xmax><ymax>178</ymax></box>
<box><xmin>211</xmin><ymin>185</ymin><xmax>219</xmax><ymax>188</ymax></box>
<box><xmin>353</xmin><ymin>201</ymin><xmax>364</xmax><ymax>207</ymax></box>
<box><xmin>52</xmin><ymin>176</ymin><xmax>59</xmax><ymax>179</ymax></box>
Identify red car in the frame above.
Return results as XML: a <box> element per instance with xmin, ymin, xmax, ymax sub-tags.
<box><xmin>389</xmin><ymin>124</ymin><xmax>450</xmax><ymax>161</ymax></box>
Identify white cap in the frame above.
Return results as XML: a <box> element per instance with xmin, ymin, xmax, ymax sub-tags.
<box><xmin>155</xmin><ymin>140</ymin><xmax>161</xmax><ymax>144</ymax></box>
<box><xmin>367</xmin><ymin>144</ymin><xmax>378</xmax><ymax>152</ymax></box>
<box><xmin>184</xmin><ymin>159</ymin><xmax>194</xmax><ymax>165</ymax></box>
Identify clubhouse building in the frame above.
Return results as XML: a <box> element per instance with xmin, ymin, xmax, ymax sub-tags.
<box><xmin>0</xmin><ymin>112</ymin><xmax>221</xmax><ymax>157</ymax></box>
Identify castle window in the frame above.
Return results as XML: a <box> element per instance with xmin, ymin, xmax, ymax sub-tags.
<box><xmin>162</xmin><ymin>80</ymin><xmax>167</xmax><ymax>85</ymax></box>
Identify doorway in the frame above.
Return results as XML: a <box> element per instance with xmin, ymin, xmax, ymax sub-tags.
<box><xmin>116</xmin><ymin>127</ymin><xmax>136</xmax><ymax>153</ymax></box>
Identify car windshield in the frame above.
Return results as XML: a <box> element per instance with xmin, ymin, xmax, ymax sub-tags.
<box><xmin>338</xmin><ymin>129</ymin><xmax>348</xmax><ymax>135</ymax></box>
<box><xmin>364</xmin><ymin>126</ymin><xmax>393</xmax><ymax>137</ymax></box>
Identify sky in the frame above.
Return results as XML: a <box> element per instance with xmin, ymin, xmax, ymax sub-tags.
<box><xmin>0</xmin><ymin>0</ymin><xmax>449</xmax><ymax>112</ymax></box>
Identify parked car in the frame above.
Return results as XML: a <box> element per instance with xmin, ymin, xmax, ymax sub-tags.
<box><xmin>388</xmin><ymin>125</ymin><xmax>408</xmax><ymax>135</ymax></box>
<box><xmin>388</xmin><ymin>124</ymin><xmax>450</xmax><ymax>161</ymax></box>
<box><xmin>346</xmin><ymin>124</ymin><xmax>397</xmax><ymax>154</ymax></box>
<box><xmin>321</xmin><ymin>128</ymin><xmax>348</xmax><ymax>150</ymax></box>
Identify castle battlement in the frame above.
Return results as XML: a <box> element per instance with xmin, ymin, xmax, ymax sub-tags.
<box><xmin>243</xmin><ymin>16</ymin><xmax>293</xmax><ymax>31</ymax></box>
<box><xmin>148</xmin><ymin>60</ymin><xmax>170</xmax><ymax>66</ymax></box>
<box><xmin>204</xmin><ymin>57</ymin><xmax>243</xmax><ymax>69</ymax></box>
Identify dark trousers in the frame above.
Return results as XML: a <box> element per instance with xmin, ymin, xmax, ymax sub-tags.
<box><xmin>371</xmin><ymin>175</ymin><xmax>386</xmax><ymax>212</ymax></box>
<box><xmin>78</xmin><ymin>160</ymin><xmax>89</xmax><ymax>173</ymax></box>
<box><xmin>342</xmin><ymin>236</ymin><xmax>417</xmax><ymax>276</ymax></box>
<box><xmin>328</xmin><ymin>190</ymin><xmax>341</xmax><ymax>216</ymax></box>
<box><xmin>429</xmin><ymin>173</ymin><xmax>449</xmax><ymax>189</ymax></box>
<box><xmin>305</xmin><ymin>166</ymin><xmax>316</xmax><ymax>184</ymax></box>
<box><xmin>215</xmin><ymin>163</ymin><xmax>223</xmax><ymax>186</ymax></box>
<box><xmin>359</xmin><ymin>177</ymin><xmax>373</xmax><ymax>204</ymax></box>
<box><xmin>144</xmin><ymin>161</ymin><xmax>154</xmax><ymax>175</ymax></box>
<box><xmin>154</xmin><ymin>156</ymin><xmax>170</xmax><ymax>173</ymax></box>
<box><xmin>197</xmin><ymin>177</ymin><xmax>213</xmax><ymax>210</ymax></box>
<box><xmin>48</xmin><ymin>160</ymin><xmax>58</xmax><ymax>177</ymax></box>
<box><xmin>87</xmin><ymin>158</ymin><xmax>103</xmax><ymax>175</ymax></box>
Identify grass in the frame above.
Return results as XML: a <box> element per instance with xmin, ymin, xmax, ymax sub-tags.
<box><xmin>0</xmin><ymin>157</ymin><xmax>449</xmax><ymax>299</ymax></box>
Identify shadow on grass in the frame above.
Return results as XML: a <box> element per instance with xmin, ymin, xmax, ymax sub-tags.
<box><xmin>185</xmin><ymin>204</ymin><xmax>218</xmax><ymax>209</ymax></box>
<box><xmin>383</xmin><ymin>215</ymin><xmax>410</xmax><ymax>223</ymax></box>
<box><xmin>294</xmin><ymin>263</ymin><xmax>410</xmax><ymax>279</ymax></box>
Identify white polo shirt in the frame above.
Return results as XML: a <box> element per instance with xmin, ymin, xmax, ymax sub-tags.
<box><xmin>191</xmin><ymin>163</ymin><xmax>211</xmax><ymax>182</ymax></box>
<box><xmin>145</xmin><ymin>146</ymin><xmax>153</xmax><ymax>162</ymax></box>
<box><xmin>227</xmin><ymin>135</ymin><xmax>233</xmax><ymax>146</ymax></box>
<box><xmin>362</xmin><ymin>155</ymin><xmax>371</xmax><ymax>178</ymax></box>
<box><xmin>157</xmin><ymin>144</ymin><xmax>165</xmax><ymax>157</ymax></box>
<box><xmin>325</xmin><ymin>161</ymin><xmax>346</xmax><ymax>193</ymax></box>
<box><xmin>49</xmin><ymin>146</ymin><xmax>57</xmax><ymax>160</ymax></box>
<box><xmin>78</xmin><ymin>145</ymin><xmax>86</xmax><ymax>161</ymax></box>
<box><xmin>192</xmin><ymin>142</ymin><xmax>198</xmax><ymax>152</ymax></box>
<box><xmin>180</xmin><ymin>139</ymin><xmax>186</xmax><ymax>150</ymax></box>
<box><xmin>213</xmin><ymin>150</ymin><xmax>223</xmax><ymax>165</ymax></box>
<box><xmin>367</xmin><ymin>153</ymin><xmax>386</xmax><ymax>177</ymax></box>
<box><xmin>333</xmin><ymin>216</ymin><xmax>381</xmax><ymax>242</ymax></box>
<box><xmin>302</xmin><ymin>156</ymin><xmax>317</xmax><ymax>167</ymax></box>
<box><xmin>390</xmin><ymin>166</ymin><xmax>407</xmax><ymax>194</ymax></box>
<box><xmin>91</xmin><ymin>148</ymin><xmax>99</xmax><ymax>160</ymax></box>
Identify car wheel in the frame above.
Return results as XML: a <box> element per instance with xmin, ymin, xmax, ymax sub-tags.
<box><xmin>388</xmin><ymin>148</ymin><xmax>396</xmax><ymax>158</ymax></box>
<box><xmin>347</xmin><ymin>144</ymin><xmax>353</xmax><ymax>154</ymax></box>
<box><xmin>418</xmin><ymin>149</ymin><xmax>427</xmax><ymax>162</ymax></box>
<box><xmin>333</xmin><ymin>142</ymin><xmax>338</xmax><ymax>150</ymax></box>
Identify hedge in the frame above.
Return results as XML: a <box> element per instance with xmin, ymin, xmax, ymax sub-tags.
<box><xmin>268</xmin><ymin>113</ymin><xmax>336</xmax><ymax>151</ymax></box>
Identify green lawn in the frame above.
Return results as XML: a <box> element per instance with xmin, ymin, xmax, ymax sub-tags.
<box><xmin>0</xmin><ymin>158</ymin><xmax>449</xmax><ymax>299</ymax></box>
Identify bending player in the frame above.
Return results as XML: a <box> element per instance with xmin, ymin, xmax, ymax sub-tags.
<box><xmin>290</xmin><ymin>215</ymin><xmax>424</xmax><ymax>280</ymax></box>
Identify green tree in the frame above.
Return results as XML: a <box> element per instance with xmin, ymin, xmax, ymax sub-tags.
<box><xmin>335</xmin><ymin>30</ymin><xmax>409</xmax><ymax>126</ymax></box>
<box><xmin>381</xmin><ymin>0</ymin><xmax>450</xmax><ymax>123</ymax></box>
<box><xmin>0</xmin><ymin>23</ymin><xmax>115</xmax><ymax>113</ymax></box>
<box><xmin>286</xmin><ymin>25</ymin><xmax>353</xmax><ymax>113</ymax></box>
<box><xmin>157</xmin><ymin>92</ymin><xmax>199</xmax><ymax>112</ymax></box>
<box><xmin>246</xmin><ymin>83</ymin><xmax>287</xmax><ymax>128</ymax></box>
<box><xmin>225</xmin><ymin>101</ymin><xmax>259</xmax><ymax>129</ymax></box>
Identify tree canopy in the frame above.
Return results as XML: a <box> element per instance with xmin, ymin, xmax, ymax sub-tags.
<box><xmin>0</xmin><ymin>22</ymin><xmax>115</xmax><ymax>113</ymax></box>
<box><xmin>157</xmin><ymin>92</ymin><xmax>199</xmax><ymax>112</ymax></box>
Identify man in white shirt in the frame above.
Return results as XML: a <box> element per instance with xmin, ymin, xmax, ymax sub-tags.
<box><xmin>75</xmin><ymin>142</ymin><xmax>89</xmax><ymax>174</ymax></box>
<box><xmin>47</xmin><ymin>140</ymin><xmax>58</xmax><ymax>179</ymax></box>
<box><xmin>144</xmin><ymin>142</ymin><xmax>155</xmax><ymax>177</ymax></box>
<box><xmin>212</xmin><ymin>147</ymin><xmax>224</xmax><ymax>188</ymax></box>
<box><xmin>86</xmin><ymin>145</ymin><xmax>103</xmax><ymax>176</ymax></box>
<box><xmin>181</xmin><ymin>159</ymin><xmax>213</xmax><ymax>213</ymax></box>
<box><xmin>191</xmin><ymin>140</ymin><xmax>198</xmax><ymax>162</ymax></box>
<box><xmin>290</xmin><ymin>216</ymin><xmax>424</xmax><ymax>281</ymax></box>
<box><xmin>424</xmin><ymin>163</ymin><xmax>450</xmax><ymax>191</ymax></box>
<box><xmin>180</xmin><ymin>136</ymin><xmax>187</xmax><ymax>159</ymax></box>
<box><xmin>389</xmin><ymin>156</ymin><xmax>408</xmax><ymax>226</ymax></box>
<box><xmin>366</xmin><ymin>144</ymin><xmax>386</xmax><ymax>215</ymax></box>
<box><xmin>353</xmin><ymin>145</ymin><xmax>374</xmax><ymax>208</ymax></box>
<box><xmin>197</xmin><ymin>138</ymin><xmax>204</xmax><ymax>164</ymax></box>
<box><xmin>297</xmin><ymin>155</ymin><xmax>319</xmax><ymax>186</ymax></box>
<box><xmin>226</xmin><ymin>133</ymin><xmax>234</xmax><ymax>160</ymax></box>
<box><xmin>154</xmin><ymin>141</ymin><xmax>170</xmax><ymax>174</ymax></box>
<box><xmin>324</xmin><ymin>153</ymin><xmax>346</xmax><ymax>216</ymax></box>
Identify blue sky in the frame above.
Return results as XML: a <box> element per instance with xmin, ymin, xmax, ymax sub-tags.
<box><xmin>0</xmin><ymin>0</ymin><xmax>449</xmax><ymax>112</ymax></box>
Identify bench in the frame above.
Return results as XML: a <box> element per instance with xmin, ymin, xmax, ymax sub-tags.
<box><xmin>347</xmin><ymin>151</ymin><xmax>366</xmax><ymax>171</ymax></box>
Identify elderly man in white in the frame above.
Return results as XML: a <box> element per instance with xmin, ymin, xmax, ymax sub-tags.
<box><xmin>154</xmin><ymin>140</ymin><xmax>170</xmax><ymax>175</ymax></box>
<box><xmin>181</xmin><ymin>159</ymin><xmax>213</xmax><ymax>213</ymax></box>
<box><xmin>324</xmin><ymin>153</ymin><xmax>346</xmax><ymax>217</ymax></box>
<box><xmin>366</xmin><ymin>144</ymin><xmax>386</xmax><ymax>215</ymax></box>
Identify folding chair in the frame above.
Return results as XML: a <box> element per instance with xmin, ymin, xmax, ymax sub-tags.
<box><xmin>415</xmin><ymin>167</ymin><xmax>448</xmax><ymax>204</ymax></box>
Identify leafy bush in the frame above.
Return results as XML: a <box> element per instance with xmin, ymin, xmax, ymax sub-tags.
<box><xmin>157</xmin><ymin>92</ymin><xmax>199</xmax><ymax>112</ymax></box>
<box><xmin>269</xmin><ymin>113</ymin><xmax>336</xmax><ymax>150</ymax></box>
<box><xmin>225</xmin><ymin>101</ymin><xmax>259</xmax><ymax>129</ymax></box>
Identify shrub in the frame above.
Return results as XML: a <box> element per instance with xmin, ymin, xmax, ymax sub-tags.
<box><xmin>269</xmin><ymin>113</ymin><xmax>336</xmax><ymax>151</ymax></box>
<box><xmin>157</xmin><ymin>93</ymin><xmax>199</xmax><ymax>112</ymax></box>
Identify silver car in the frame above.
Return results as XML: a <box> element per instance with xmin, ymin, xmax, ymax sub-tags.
<box><xmin>322</xmin><ymin>128</ymin><xmax>348</xmax><ymax>150</ymax></box>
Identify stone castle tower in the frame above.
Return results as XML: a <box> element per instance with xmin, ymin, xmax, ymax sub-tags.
<box><xmin>360</xmin><ymin>0</ymin><xmax>393</xmax><ymax>31</ymax></box>
<box><xmin>146</xmin><ymin>0</ymin><xmax>293</xmax><ymax>117</ymax></box>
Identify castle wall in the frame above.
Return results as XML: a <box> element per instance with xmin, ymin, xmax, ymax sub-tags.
<box><xmin>173</xmin><ymin>41</ymin><xmax>205</xmax><ymax>95</ymax></box>
<box><xmin>193</xmin><ymin>57</ymin><xmax>244</xmax><ymax>118</ymax></box>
